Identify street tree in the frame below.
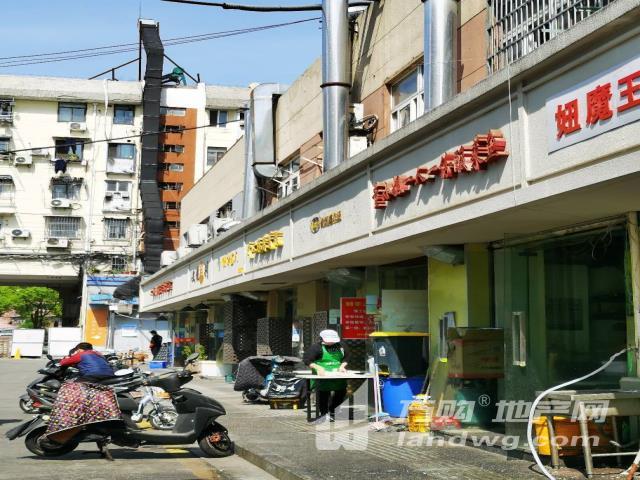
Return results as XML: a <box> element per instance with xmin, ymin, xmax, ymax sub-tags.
<box><xmin>0</xmin><ymin>286</ymin><xmax>62</xmax><ymax>329</ymax></box>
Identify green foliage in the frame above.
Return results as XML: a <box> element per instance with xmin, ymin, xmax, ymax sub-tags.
<box><xmin>0</xmin><ymin>286</ymin><xmax>62</xmax><ymax>329</ymax></box>
<box><xmin>181</xmin><ymin>343</ymin><xmax>207</xmax><ymax>360</ymax></box>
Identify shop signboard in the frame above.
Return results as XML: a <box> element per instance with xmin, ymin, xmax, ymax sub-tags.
<box><xmin>189</xmin><ymin>255</ymin><xmax>211</xmax><ymax>288</ymax></box>
<box><xmin>547</xmin><ymin>54</ymin><xmax>640</xmax><ymax>152</ymax></box>
<box><xmin>245</xmin><ymin>215</ymin><xmax>290</xmax><ymax>272</ymax></box>
<box><xmin>340</xmin><ymin>297</ymin><xmax>375</xmax><ymax>339</ymax></box>
<box><xmin>213</xmin><ymin>238</ymin><xmax>245</xmax><ymax>284</ymax></box>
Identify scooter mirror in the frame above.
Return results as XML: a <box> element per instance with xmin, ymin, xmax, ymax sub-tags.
<box><xmin>46</xmin><ymin>355</ymin><xmax>53</xmax><ymax>361</ymax></box>
<box><xmin>185</xmin><ymin>352</ymin><xmax>200</xmax><ymax>364</ymax></box>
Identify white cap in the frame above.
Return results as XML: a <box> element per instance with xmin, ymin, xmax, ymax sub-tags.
<box><xmin>320</xmin><ymin>329</ymin><xmax>340</xmax><ymax>343</ymax></box>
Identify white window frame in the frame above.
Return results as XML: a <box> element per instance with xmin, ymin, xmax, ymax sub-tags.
<box><xmin>111</xmin><ymin>256</ymin><xmax>129</xmax><ymax>272</ymax></box>
<box><xmin>391</xmin><ymin>66</ymin><xmax>424</xmax><ymax>133</ymax></box>
<box><xmin>210</xmin><ymin>109</ymin><xmax>228</xmax><ymax>127</ymax></box>
<box><xmin>51</xmin><ymin>180</ymin><xmax>82</xmax><ymax>200</ymax></box>
<box><xmin>162</xmin><ymin>144</ymin><xmax>184</xmax><ymax>153</ymax></box>
<box><xmin>160</xmin><ymin>107</ymin><xmax>186</xmax><ymax>116</ymax></box>
<box><xmin>0</xmin><ymin>176</ymin><xmax>15</xmax><ymax>205</ymax></box>
<box><xmin>104</xmin><ymin>180</ymin><xmax>132</xmax><ymax>212</ymax></box>
<box><xmin>58</xmin><ymin>102</ymin><xmax>87</xmax><ymax>123</ymax></box>
<box><xmin>276</xmin><ymin>158</ymin><xmax>301</xmax><ymax>199</ymax></box>
<box><xmin>104</xmin><ymin>218</ymin><xmax>130</xmax><ymax>241</ymax></box>
<box><xmin>46</xmin><ymin>216</ymin><xmax>81</xmax><ymax>239</ymax></box>
<box><xmin>206</xmin><ymin>146</ymin><xmax>227</xmax><ymax>168</ymax></box>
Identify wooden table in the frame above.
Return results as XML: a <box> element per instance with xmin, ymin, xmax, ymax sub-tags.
<box><xmin>542</xmin><ymin>389</ymin><xmax>640</xmax><ymax>478</ymax></box>
<box><xmin>296</xmin><ymin>372</ymin><xmax>374</xmax><ymax>422</ymax></box>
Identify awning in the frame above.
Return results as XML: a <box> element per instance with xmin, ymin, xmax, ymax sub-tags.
<box><xmin>113</xmin><ymin>275</ymin><xmax>141</xmax><ymax>300</ymax></box>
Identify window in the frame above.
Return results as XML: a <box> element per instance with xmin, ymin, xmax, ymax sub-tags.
<box><xmin>487</xmin><ymin>0</ymin><xmax>613</xmax><ymax>73</ymax></box>
<box><xmin>113</xmin><ymin>105</ymin><xmax>135</xmax><ymax>125</ymax></box>
<box><xmin>162</xmin><ymin>125</ymin><xmax>184</xmax><ymax>133</ymax></box>
<box><xmin>160</xmin><ymin>107</ymin><xmax>186</xmax><ymax>116</ymax></box>
<box><xmin>239</xmin><ymin>110</ymin><xmax>245</xmax><ymax>129</ymax></box>
<box><xmin>55</xmin><ymin>138</ymin><xmax>84</xmax><ymax>161</ymax></box>
<box><xmin>0</xmin><ymin>176</ymin><xmax>14</xmax><ymax>205</ymax></box>
<box><xmin>51</xmin><ymin>179</ymin><xmax>82</xmax><ymax>200</ymax></box>
<box><xmin>104</xmin><ymin>181</ymin><xmax>132</xmax><ymax>211</ymax></box>
<box><xmin>165</xmin><ymin>221</ymin><xmax>181</xmax><ymax>229</ymax></box>
<box><xmin>391</xmin><ymin>66</ymin><xmax>424</xmax><ymax>132</ymax></box>
<box><xmin>107</xmin><ymin>143</ymin><xmax>136</xmax><ymax>174</ymax></box>
<box><xmin>276</xmin><ymin>158</ymin><xmax>300</xmax><ymax>199</ymax></box>
<box><xmin>108</xmin><ymin>143</ymin><xmax>135</xmax><ymax>159</ymax></box>
<box><xmin>162</xmin><ymin>144</ymin><xmax>184</xmax><ymax>153</ymax></box>
<box><xmin>104</xmin><ymin>218</ymin><xmax>130</xmax><ymax>240</ymax></box>
<box><xmin>0</xmin><ymin>99</ymin><xmax>13</xmax><ymax>122</ymax></box>
<box><xmin>206</xmin><ymin>147</ymin><xmax>227</xmax><ymax>168</ymax></box>
<box><xmin>0</xmin><ymin>137</ymin><xmax>10</xmax><ymax>153</ymax></box>
<box><xmin>162</xmin><ymin>201</ymin><xmax>181</xmax><ymax>211</ymax></box>
<box><xmin>210</xmin><ymin>109</ymin><xmax>228</xmax><ymax>127</ymax></box>
<box><xmin>159</xmin><ymin>182</ymin><xmax>183</xmax><ymax>191</ymax></box>
<box><xmin>161</xmin><ymin>163</ymin><xmax>184</xmax><ymax>172</ymax></box>
<box><xmin>111</xmin><ymin>256</ymin><xmax>129</xmax><ymax>272</ymax></box>
<box><xmin>46</xmin><ymin>216</ymin><xmax>81</xmax><ymax>238</ymax></box>
<box><xmin>58</xmin><ymin>103</ymin><xmax>87</xmax><ymax>122</ymax></box>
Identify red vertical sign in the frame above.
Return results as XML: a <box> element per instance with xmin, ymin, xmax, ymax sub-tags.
<box><xmin>340</xmin><ymin>297</ymin><xmax>375</xmax><ymax>339</ymax></box>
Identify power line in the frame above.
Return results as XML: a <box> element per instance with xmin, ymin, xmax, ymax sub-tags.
<box><xmin>0</xmin><ymin>18</ymin><xmax>319</xmax><ymax>68</ymax></box>
<box><xmin>4</xmin><ymin>118</ymin><xmax>245</xmax><ymax>156</ymax></box>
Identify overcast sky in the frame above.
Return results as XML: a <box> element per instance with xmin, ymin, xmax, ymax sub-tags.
<box><xmin>2</xmin><ymin>0</ymin><xmax>323</xmax><ymax>87</ymax></box>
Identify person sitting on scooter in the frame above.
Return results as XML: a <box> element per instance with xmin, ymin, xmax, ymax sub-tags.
<box><xmin>303</xmin><ymin>329</ymin><xmax>350</xmax><ymax>421</ymax></box>
<box><xmin>39</xmin><ymin>342</ymin><xmax>121</xmax><ymax>450</ymax></box>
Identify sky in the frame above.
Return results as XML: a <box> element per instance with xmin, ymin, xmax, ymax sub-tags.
<box><xmin>1</xmin><ymin>0</ymin><xmax>324</xmax><ymax>87</ymax></box>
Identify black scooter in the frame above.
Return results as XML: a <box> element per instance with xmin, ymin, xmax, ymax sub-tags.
<box><xmin>7</xmin><ymin>353</ymin><xmax>233</xmax><ymax>459</ymax></box>
<box><xmin>19</xmin><ymin>355</ymin><xmax>75</xmax><ymax>414</ymax></box>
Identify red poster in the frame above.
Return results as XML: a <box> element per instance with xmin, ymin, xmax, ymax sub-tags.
<box><xmin>340</xmin><ymin>297</ymin><xmax>375</xmax><ymax>339</ymax></box>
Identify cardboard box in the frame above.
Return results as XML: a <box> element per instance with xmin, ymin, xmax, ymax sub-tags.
<box><xmin>447</xmin><ymin>328</ymin><xmax>504</xmax><ymax>378</ymax></box>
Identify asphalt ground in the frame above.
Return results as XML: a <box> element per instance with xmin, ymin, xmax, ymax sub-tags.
<box><xmin>0</xmin><ymin>358</ymin><xmax>275</xmax><ymax>480</ymax></box>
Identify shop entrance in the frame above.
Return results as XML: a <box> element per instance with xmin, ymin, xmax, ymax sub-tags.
<box><xmin>495</xmin><ymin>225</ymin><xmax>630</xmax><ymax>441</ymax></box>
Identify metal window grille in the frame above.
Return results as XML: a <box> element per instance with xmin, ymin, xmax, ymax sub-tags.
<box><xmin>111</xmin><ymin>256</ymin><xmax>129</xmax><ymax>272</ymax></box>
<box><xmin>0</xmin><ymin>177</ymin><xmax>15</xmax><ymax>205</ymax></box>
<box><xmin>104</xmin><ymin>218</ymin><xmax>129</xmax><ymax>240</ymax></box>
<box><xmin>46</xmin><ymin>216</ymin><xmax>81</xmax><ymax>238</ymax></box>
<box><xmin>487</xmin><ymin>0</ymin><xmax>614</xmax><ymax>73</ymax></box>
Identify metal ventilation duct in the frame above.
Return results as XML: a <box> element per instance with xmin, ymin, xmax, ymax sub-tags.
<box><xmin>423</xmin><ymin>0</ymin><xmax>458</xmax><ymax>110</ymax></box>
<box><xmin>321</xmin><ymin>0</ymin><xmax>350</xmax><ymax>171</ymax></box>
<box><xmin>139</xmin><ymin>19</ymin><xmax>164</xmax><ymax>274</ymax></box>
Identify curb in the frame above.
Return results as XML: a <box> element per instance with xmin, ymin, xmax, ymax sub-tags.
<box><xmin>233</xmin><ymin>443</ymin><xmax>307</xmax><ymax>480</ymax></box>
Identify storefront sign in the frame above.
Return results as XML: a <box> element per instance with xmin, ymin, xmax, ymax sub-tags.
<box><xmin>220</xmin><ymin>251</ymin><xmax>237</xmax><ymax>267</ymax></box>
<box><xmin>340</xmin><ymin>297</ymin><xmax>375</xmax><ymax>339</ymax></box>
<box><xmin>310</xmin><ymin>211</ymin><xmax>342</xmax><ymax>233</ymax></box>
<box><xmin>372</xmin><ymin>130</ymin><xmax>509</xmax><ymax>209</ymax></box>
<box><xmin>247</xmin><ymin>231</ymin><xmax>284</xmax><ymax>259</ymax></box>
<box><xmin>174</xmin><ymin>337</ymin><xmax>195</xmax><ymax>344</ymax></box>
<box><xmin>547</xmin><ymin>55</ymin><xmax>640</xmax><ymax>152</ymax></box>
<box><xmin>150</xmin><ymin>281</ymin><xmax>173</xmax><ymax>297</ymax></box>
<box><xmin>190</xmin><ymin>258</ymin><xmax>210</xmax><ymax>285</ymax></box>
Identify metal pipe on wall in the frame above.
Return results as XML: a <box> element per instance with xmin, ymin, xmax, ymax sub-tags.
<box><xmin>241</xmin><ymin>101</ymin><xmax>260</xmax><ymax>219</ymax></box>
<box><xmin>321</xmin><ymin>0</ymin><xmax>350</xmax><ymax>171</ymax></box>
<box><xmin>423</xmin><ymin>0</ymin><xmax>458</xmax><ymax>111</ymax></box>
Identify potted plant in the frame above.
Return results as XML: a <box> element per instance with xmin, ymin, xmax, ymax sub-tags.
<box><xmin>182</xmin><ymin>343</ymin><xmax>207</xmax><ymax>373</ymax></box>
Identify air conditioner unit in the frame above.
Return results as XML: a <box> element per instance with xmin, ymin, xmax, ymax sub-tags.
<box><xmin>50</xmin><ymin>198</ymin><xmax>72</xmax><ymax>209</ymax></box>
<box><xmin>69</xmin><ymin>122</ymin><xmax>87</xmax><ymax>132</ymax></box>
<box><xmin>13</xmin><ymin>156</ymin><xmax>32</xmax><ymax>166</ymax></box>
<box><xmin>11</xmin><ymin>228</ymin><xmax>30</xmax><ymax>238</ymax></box>
<box><xmin>161</xmin><ymin>250</ymin><xmax>178</xmax><ymax>267</ymax></box>
<box><xmin>46</xmin><ymin>237</ymin><xmax>69</xmax><ymax>248</ymax></box>
<box><xmin>31</xmin><ymin>149</ymin><xmax>46</xmax><ymax>156</ymax></box>
<box><xmin>186</xmin><ymin>224</ymin><xmax>208</xmax><ymax>247</ymax></box>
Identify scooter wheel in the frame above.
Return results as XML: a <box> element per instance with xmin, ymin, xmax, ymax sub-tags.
<box><xmin>25</xmin><ymin>426</ymin><xmax>79</xmax><ymax>457</ymax></box>
<box><xmin>19</xmin><ymin>398</ymin><xmax>36</xmax><ymax>414</ymax></box>
<box><xmin>149</xmin><ymin>407</ymin><xmax>178</xmax><ymax>430</ymax></box>
<box><xmin>198</xmin><ymin>426</ymin><xmax>234</xmax><ymax>458</ymax></box>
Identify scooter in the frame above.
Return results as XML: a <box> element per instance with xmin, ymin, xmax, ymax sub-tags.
<box><xmin>6</xmin><ymin>353</ymin><xmax>233</xmax><ymax>459</ymax></box>
<box><xmin>19</xmin><ymin>355</ymin><xmax>75</xmax><ymax>414</ymax></box>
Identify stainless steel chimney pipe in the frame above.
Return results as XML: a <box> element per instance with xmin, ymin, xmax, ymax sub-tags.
<box><xmin>322</xmin><ymin>0</ymin><xmax>350</xmax><ymax>171</ymax></box>
<box><xmin>241</xmin><ymin>101</ymin><xmax>260</xmax><ymax>219</ymax></box>
<box><xmin>424</xmin><ymin>0</ymin><xmax>457</xmax><ymax>110</ymax></box>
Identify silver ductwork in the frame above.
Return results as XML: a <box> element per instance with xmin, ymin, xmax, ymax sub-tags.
<box><xmin>322</xmin><ymin>0</ymin><xmax>350</xmax><ymax>171</ymax></box>
<box><xmin>424</xmin><ymin>0</ymin><xmax>457</xmax><ymax>110</ymax></box>
<box><xmin>242</xmin><ymin>83</ymin><xmax>287</xmax><ymax>219</ymax></box>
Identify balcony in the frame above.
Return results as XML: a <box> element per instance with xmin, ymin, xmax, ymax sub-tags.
<box><xmin>160</xmin><ymin>190</ymin><xmax>181</xmax><ymax>202</ymax></box>
<box><xmin>107</xmin><ymin>157</ymin><xmax>136</xmax><ymax>175</ymax></box>
<box><xmin>0</xmin><ymin>112</ymin><xmax>13</xmax><ymax>124</ymax></box>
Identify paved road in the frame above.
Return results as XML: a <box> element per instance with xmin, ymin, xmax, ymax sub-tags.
<box><xmin>0</xmin><ymin>358</ymin><xmax>275</xmax><ymax>480</ymax></box>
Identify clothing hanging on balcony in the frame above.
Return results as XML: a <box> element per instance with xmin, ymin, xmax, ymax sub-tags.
<box><xmin>54</xmin><ymin>158</ymin><xmax>68</xmax><ymax>174</ymax></box>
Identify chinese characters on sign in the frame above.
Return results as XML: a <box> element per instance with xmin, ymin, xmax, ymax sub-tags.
<box><xmin>372</xmin><ymin>130</ymin><xmax>509</xmax><ymax>210</ymax></box>
<box><xmin>247</xmin><ymin>231</ymin><xmax>284</xmax><ymax>260</ymax></box>
<box><xmin>547</xmin><ymin>56</ymin><xmax>640</xmax><ymax>151</ymax></box>
<box><xmin>220</xmin><ymin>251</ymin><xmax>237</xmax><ymax>268</ymax></box>
<box><xmin>340</xmin><ymin>297</ymin><xmax>376</xmax><ymax>340</ymax></box>
<box><xmin>310</xmin><ymin>211</ymin><xmax>342</xmax><ymax>234</ymax></box>
<box><xmin>150</xmin><ymin>281</ymin><xmax>173</xmax><ymax>297</ymax></box>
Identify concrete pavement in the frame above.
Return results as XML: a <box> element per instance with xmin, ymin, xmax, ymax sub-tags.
<box><xmin>0</xmin><ymin>358</ymin><xmax>276</xmax><ymax>480</ymax></box>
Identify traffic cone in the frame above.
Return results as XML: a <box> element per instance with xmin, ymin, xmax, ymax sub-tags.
<box><xmin>13</xmin><ymin>348</ymin><xmax>21</xmax><ymax>359</ymax></box>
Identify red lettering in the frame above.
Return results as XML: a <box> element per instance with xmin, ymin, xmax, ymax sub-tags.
<box><xmin>586</xmin><ymin>83</ymin><xmax>613</xmax><ymax>125</ymax></box>
<box><xmin>555</xmin><ymin>99</ymin><xmax>581</xmax><ymax>138</ymax></box>
<box><xmin>618</xmin><ymin>70</ymin><xmax>640</xmax><ymax>113</ymax></box>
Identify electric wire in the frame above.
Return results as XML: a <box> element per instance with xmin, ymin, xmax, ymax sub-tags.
<box><xmin>0</xmin><ymin>18</ymin><xmax>319</xmax><ymax>68</ymax></box>
<box><xmin>3</xmin><ymin>118</ymin><xmax>245</xmax><ymax>156</ymax></box>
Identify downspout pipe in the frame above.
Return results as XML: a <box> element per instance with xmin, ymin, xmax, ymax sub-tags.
<box><xmin>242</xmin><ymin>101</ymin><xmax>260</xmax><ymax>219</ymax></box>
<box><xmin>321</xmin><ymin>0</ymin><xmax>350</xmax><ymax>171</ymax></box>
<box><xmin>423</xmin><ymin>0</ymin><xmax>457</xmax><ymax>110</ymax></box>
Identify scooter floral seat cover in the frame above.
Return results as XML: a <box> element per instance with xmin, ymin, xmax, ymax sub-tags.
<box><xmin>46</xmin><ymin>382</ymin><xmax>122</xmax><ymax>436</ymax></box>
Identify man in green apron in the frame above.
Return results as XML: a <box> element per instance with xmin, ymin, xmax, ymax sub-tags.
<box><xmin>303</xmin><ymin>329</ymin><xmax>350</xmax><ymax>420</ymax></box>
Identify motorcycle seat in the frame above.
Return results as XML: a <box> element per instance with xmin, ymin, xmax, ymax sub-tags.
<box><xmin>97</xmin><ymin>374</ymin><xmax>134</xmax><ymax>385</ymax></box>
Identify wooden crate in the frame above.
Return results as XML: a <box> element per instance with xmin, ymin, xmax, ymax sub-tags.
<box><xmin>269</xmin><ymin>398</ymin><xmax>302</xmax><ymax>410</ymax></box>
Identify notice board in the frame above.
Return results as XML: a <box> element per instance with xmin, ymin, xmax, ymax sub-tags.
<box><xmin>340</xmin><ymin>297</ymin><xmax>375</xmax><ymax>339</ymax></box>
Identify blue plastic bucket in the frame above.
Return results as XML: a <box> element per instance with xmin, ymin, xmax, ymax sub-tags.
<box><xmin>381</xmin><ymin>376</ymin><xmax>424</xmax><ymax>418</ymax></box>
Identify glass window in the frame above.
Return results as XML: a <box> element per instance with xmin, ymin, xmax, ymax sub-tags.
<box><xmin>391</xmin><ymin>66</ymin><xmax>424</xmax><ymax>133</ymax></box>
<box><xmin>113</xmin><ymin>105</ymin><xmax>135</xmax><ymax>125</ymax></box>
<box><xmin>162</xmin><ymin>163</ymin><xmax>184</xmax><ymax>172</ymax></box>
<box><xmin>0</xmin><ymin>137</ymin><xmax>10</xmax><ymax>153</ymax></box>
<box><xmin>206</xmin><ymin>147</ymin><xmax>227</xmax><ymax>168</ymax></box>
<box><xmin>111</xmin><ymin>256</ymin><xmax>129</xmax><ymax>271</ymax></box>
<box><xmin>51</xmin><ymin>181</ymin><xmax>81</xmax><ymax>200</ymax></box>
<box><xmin>162</xmin><ymin>201</ymin><xmax>181</xmax><ymax>210</ymax></box>
<box><xmin>58</xmin><ymin>103</ymin><xmax>86</xmax><ymax>122</ymax></box>
<box><xmin>162</xmin><ymin>144</ymin><xmax>184</xmax><ymax>153</ymax></box>
<box><xmin>210</xmin><ymin>110</ymin><xmax>228</xmax><ymax>127</ymax></box>
<box><xmin>0</xmin><ymin>177</ymin><xmax>14</xmax><ymax>201</ymax></box>
<box><xmin>108</xmin><ymin>143</ymin><xmax>135</xmax><ymax>159</ymax></box>
<box><xmin>160</xmin><ymin>107</ymin><xmax>186</xmax><ymax>116</ymax></box>
<box><xmin>55</xmin><ymin>138</ymin><xmax>84</xmax><ymax>161</ymax></box>
<box><xmin>105</xmin><ymin>180</ymin><xmax>131</xmax><ymax>193</ymax></box>
<box><xmin>46</xmin><ymin>216</ymin><xmax>81</xmax><ymax>238</ymax></box>
<box><xmin>162</xmin><ymin>125</ymin><xmax>183</xmax><ymax>133</ymax></box>
<box><xmin>104</xmin><ymin>218</ymin><xmax>129</xmax><ymax>240</ymax></box>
